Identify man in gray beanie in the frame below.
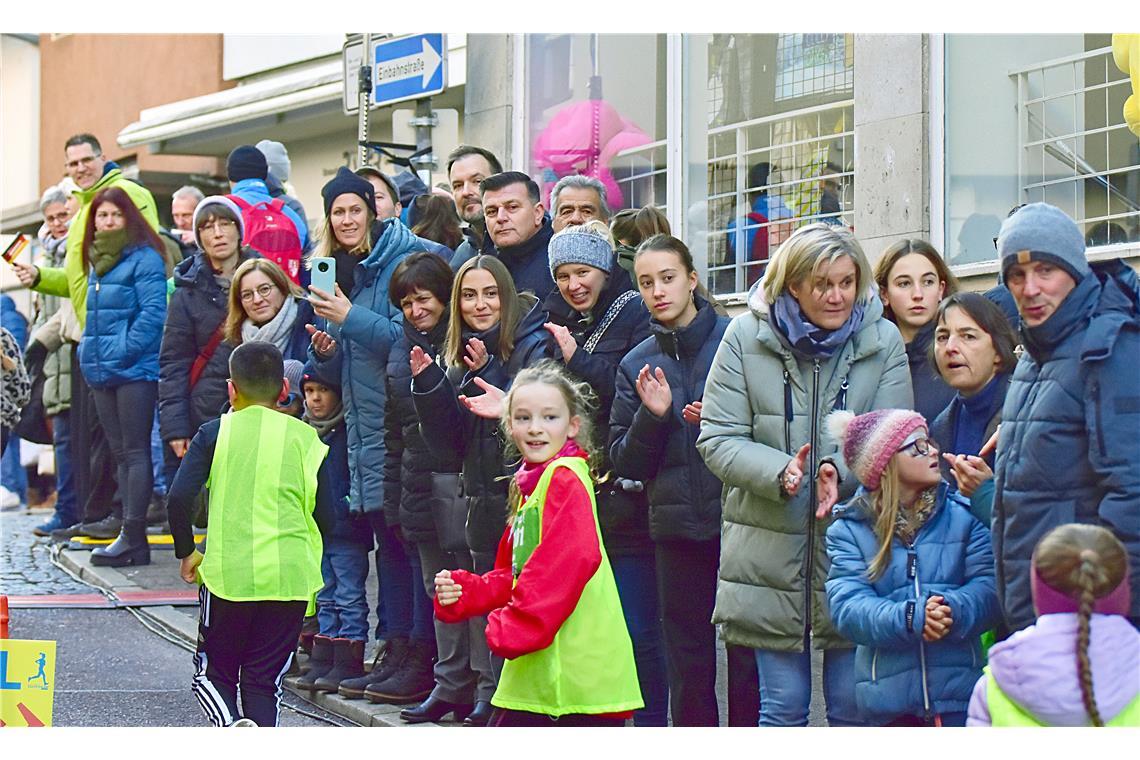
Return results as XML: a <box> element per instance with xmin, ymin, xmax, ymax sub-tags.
<box><xmin>255</xmin><ymin>139</ymin><xmax>309</xmax><ymax>244</ymax></box>
<box><xmin>990</xmin><ymin>202</ymin><xmax>1140</xmax><ymax>635</ymax></box>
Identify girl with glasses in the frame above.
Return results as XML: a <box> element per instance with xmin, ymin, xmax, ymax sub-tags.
<box><xmin>824</xmin><ymin>408</ymin><xmax>1001</xmax><ymax>726</ymax></box>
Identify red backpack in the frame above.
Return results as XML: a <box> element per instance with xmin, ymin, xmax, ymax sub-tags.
<box><xmin>229</xmin><ymin>196</ymin><xmax>303</xmax><ymax>284</ymax></box>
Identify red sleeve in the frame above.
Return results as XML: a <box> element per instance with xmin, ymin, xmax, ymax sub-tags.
<box><xmin>484</xmin><ymin>467</ymin><xmax>602</xmax><ymax>660</ymax></box>
<box><xmin>433</xmin><ymin>527</ymin><xmax>515</xmax><ymax>623</ymax></box>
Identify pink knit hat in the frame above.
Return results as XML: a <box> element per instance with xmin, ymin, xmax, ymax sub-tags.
<box><xmin>826</xmin><ymin>409</ymin><xmax>928</xmax><ymax>490</ymax></box>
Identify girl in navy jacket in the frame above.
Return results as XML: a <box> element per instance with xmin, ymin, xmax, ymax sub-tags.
<box><xmin>824</xmin><ymin>408</ymin><xmax>1000</xmax><ymax>726</ymax></box>
<box><xmin>78</xmin><ymin>186</ymin><xmax>168</xmax><ymax>568</ymax></box>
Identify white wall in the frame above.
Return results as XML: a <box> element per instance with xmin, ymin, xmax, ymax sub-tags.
<box><xmin>1</xmin><ymin>35</ymin><xmax>41</xmax><ymax>213</ymax></box>
<box><xmin>223</xmin><ymin>34</ymin><xmax>344</xmax><ymax>81</ymax></box>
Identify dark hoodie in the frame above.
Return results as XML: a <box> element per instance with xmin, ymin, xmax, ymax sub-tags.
<box><xmin>489</xmin><ymin>216</ymin><xmax>556</xmax><ymax>301</ymax></box>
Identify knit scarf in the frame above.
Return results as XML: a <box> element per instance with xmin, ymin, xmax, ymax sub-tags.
<box><xmin>89</xmin><ymin>228</ymin><xmax>130</xmax><ymax>277</ymax></box>
<box><xmin>303</xmin><ymin>401</ymin><xmax>345</xmax><ymax>439</ymax></box>
<box><xmin>894</xmin><ymin>486</ymin><xmax>937</xmax><ymax>545</ymax></box>
<box><xmin>240</xmin><ymin>295</ymin><xmax>299</xmax><ymax>354</ymax></box>
<box><xmin>771</xmin><ymin>290</ymin><xmax>865</xmax><ymax>359</ymax></box>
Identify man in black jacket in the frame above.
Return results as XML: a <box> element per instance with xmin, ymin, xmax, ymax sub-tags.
<box><xmin>479</xmin><ymin>171</ymin><xmax>556</xmax><ymax>300</ymax></box>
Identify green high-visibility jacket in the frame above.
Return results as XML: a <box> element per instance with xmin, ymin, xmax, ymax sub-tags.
<box><xmin>492</xmin><ymin>457</ymin><xmax>643</xmax><ymax>717</ymax></box>
<box><xmin>199</xmin><ymin>406</ymin><xmax>327</xmax><ymax>606</ymax></box>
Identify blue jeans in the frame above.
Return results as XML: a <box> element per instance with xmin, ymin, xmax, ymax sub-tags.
<box><xmin>1</xmin><ymin>434</ymin><xmax>26</xmax><ymax>502</ymax></box>
<box><xmin>317</xmin><ymin>541</ymin><xmax>371</xmax><ymax>641</ymax></box>
<box><xmin>150</xmin><ymin>408</ymin><xmax>166</xmax><ymax>495</ymax></box>
<box><xmin>611</xmin><ymin>552</ymin><xmax>669</xmax><ymax>727</ymax></box>
<box><xmin>754</xmin><ymin>645</ymin><xmax>861</xmax><ymax>726</ymax></box>
<box><xmin>371</xmin><ymin>514</ymin><xmax>412</xmax><ymax>641</ymax></box>
<box><xmin>51</xmin><ymin>412</ymin><xmax>78</xmax><ymax>524</ymax></box>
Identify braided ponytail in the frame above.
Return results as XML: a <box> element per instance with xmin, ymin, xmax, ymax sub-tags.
<box><xmin>1074</xmin><ymin>550</ymin><xmax>1106</xmax><ymax>727</ymax></box>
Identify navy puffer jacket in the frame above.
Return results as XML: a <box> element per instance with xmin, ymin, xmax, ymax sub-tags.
<box><xmin>159</xmin><ymin>249</ymin><xmax>259</xmax><ymax>441</ymax></box>
<box><xmin>610</xmin><ymin>299</ymin><xmax>729</xmax><ymax>542</ymax></box>
<box><xmin>412</xmin><ymin>297</ymin><xmax>556</xmax><ymax>552</ymax></box>
<box><xmin>79</xmin><ymin>243</ymin><xmax>167</xmax><ymax>388</ymax></box>
<box><xmin>545</xmin><ymin>265</ymin><xmax>653</xmax><ymax>555</ymax></box>
<box><xmin>310</xmin><ymin>218</ymin><xmax>422</xmax><ymax>514</ymax></box>
<box><xmin>992</xmin><ymin>272</ymin><xmax>1140</xmax><ymax>631</ymax></box>
<box><xmin>906</xmin><ymin>320</ymin><xmax>956</xmax><ymax>424</ymax></box>
<box><xmin>826</xmin><ymin>482</ymin><xmax>1001</xmax><ymax>723</ymax></box>
<box><xmin>383</xmin><ymin>315</ymin><xmax>462</xmax><ymax>543</ymax></box>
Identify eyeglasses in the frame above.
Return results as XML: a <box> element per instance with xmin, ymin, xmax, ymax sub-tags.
<box><xmin>240</xmin><ymin>283</ymin><xmax>278</xmax><ymax>303</ymax></box>
<box><xmin>65</xmin><ymin>154</ymin><xmax>101</xmax><ymax>170</ymax></box>
<box><xmin>898</xmin><ymin>437</ymin><xmax>938</xmax><ymax>458</ymax></box>
<box><xmin>198</xmin><ymin>219</ymin><xmax>237</xmax><ymax>233</ymax></box>
<box><xmin>44</xmin><ymin>212</ymin><xmax>70</xmax><ymax>225</ymax></box>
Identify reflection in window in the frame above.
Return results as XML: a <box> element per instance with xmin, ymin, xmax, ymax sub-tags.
<box><xmin>526</xmin><ymin>34</ymin><xmax>666</xmax><ymax>214</ymax></box>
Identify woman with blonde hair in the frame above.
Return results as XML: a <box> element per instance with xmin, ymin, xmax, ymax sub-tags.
<box><xmin>697</xmin><ymin>222</ymin><xmax>912</xmax><ymax>725</ymax></box>
<box><xmin>222</xmin><ymin>257</ymin><xmax>314</xmax><ymax>363</ymax></box>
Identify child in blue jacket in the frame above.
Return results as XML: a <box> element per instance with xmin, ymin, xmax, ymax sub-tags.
<box><xmin>824</xmin><ymin>408</ymin><xmax>1001</xmax><ymax>726</ymax></box>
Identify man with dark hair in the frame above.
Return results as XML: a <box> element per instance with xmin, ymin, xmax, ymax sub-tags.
<box><xmin>478</xmin><ymin>171</ymin><xmax>556</xmax><ymax>299</ymax></box>
<box><xmin>228</xmin><ymin>341</ymin><xmax>287</xmax><ymax>403</ymax></box>
<box><xmin>12</xmin><ymin>132</ymin><xmax>162</xmax><ymax>540</ymax></box>
<box><xmin>446</xmin><ymin>145</ymin><xmax>502</xmax><ymax>271</ymax></box>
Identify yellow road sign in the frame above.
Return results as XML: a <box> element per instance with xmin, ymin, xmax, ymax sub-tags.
<box><xmin>0</xmin><ymin>639</ymin><xmax>57</xmax><ymax>727</ymax></box>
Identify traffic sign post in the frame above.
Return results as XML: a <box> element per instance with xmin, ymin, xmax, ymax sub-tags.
<box><xmin>371</xmin><ymin>34</ymin><xmax>446</xmax><ymax>109</ymax></box>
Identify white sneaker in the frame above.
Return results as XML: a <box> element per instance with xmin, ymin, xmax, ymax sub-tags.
<box><xmin>0</xmin><ymin>487</ymin><xmax>22</xmax><ymax>512</ymax></box>
<box><xmin>229</xmin><ymin>718</ymin><xmax>258</xmax><ymax>727</ymax></box>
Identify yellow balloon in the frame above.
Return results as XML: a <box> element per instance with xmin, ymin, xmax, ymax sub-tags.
<box><xmin>1112</xmin><ymin>33</ymin><xmax>1140</xmax><ymax>137</ymax></box>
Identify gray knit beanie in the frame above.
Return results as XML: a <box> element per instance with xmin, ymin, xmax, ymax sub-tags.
<box><xmin>548</xmin><ymin>222</ymin><xmax>614</xmax><ymax>278</ymax></box>
<box><xmin>256</xmin><ymin>140</ymin><xmax>291</xmax><ymax>183</ymax></box>
<box><xmin>997</xmin><ymin>202</ymin><xmax>1089</xmax><ymax>282</ymax></box>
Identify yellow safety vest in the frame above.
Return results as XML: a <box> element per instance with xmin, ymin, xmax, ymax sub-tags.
<box><xmin>491</xmin><ymin>457</ymin><xmax>643</xmax><ymax>717</ymax></box>
<box><xmin>199</xmin><ymin>405</ymin><xmax>327</xmax><ymax>607</ymax></box>
<box><xmin>985</xmin><ymin>665</ymin><xmax>1140</xmax><ymax>726</ymax></box>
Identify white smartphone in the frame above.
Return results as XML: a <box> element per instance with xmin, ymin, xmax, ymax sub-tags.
<box><xmin>309</xmin><ymin>257</ymin><xmax>337</xmax><ymax>299</ymax></box>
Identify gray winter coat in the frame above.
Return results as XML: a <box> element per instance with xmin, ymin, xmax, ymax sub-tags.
<box><xmin>697</xmin><ymin>281</ymin><xmax>912</xmax><ymax>652</ymax></box>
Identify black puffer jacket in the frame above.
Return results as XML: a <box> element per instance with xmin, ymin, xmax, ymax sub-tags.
<box><xmin>907</xmin><ymin>320</ymin><xmax>956</xmax><ymax>423</ymax></box>
<box><xmin>610</xmin><ymin>299</ymin><xmax>730</xmax><ymax>542</ymax></box>
<box><xmin>412</xmin><ymin>297</ymin><xmax>555</xmax><ymax>553</ymax></box>
<box><xmin>545</xmin><ymin>264</ymin><xmax>653</xmax><ymax>556</ymax></box>
<box><xmin>159</xmin><ymin>249</ymin><xmax>259</xmax><ymax>441</ymax></box>
<box><xmin>383</xmin><ymin>315</ymin><xmax>462</xmax><ymax>543</ymax></box>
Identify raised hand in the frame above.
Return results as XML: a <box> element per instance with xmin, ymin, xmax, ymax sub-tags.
<box><xmin>682</xmin><ymin>400</ymin><xmax>703</xmax><ymax>426</ymax></box>
<box><xmin>463</xmin><ymin>337</ymin><xmax>489</xmax><ymax>372</ymax></box>
<box><xmin>409</xmin><ymin>345</ymin><xmax>432</xmax><ymax>377</ymax></box>
<box><xmin>543</xmin><ymin>321</ymin><xmax>577</xmax><ymax>363</ymax></box>
<box><xmin>11</xmin><ymin>261</ymin><xmax>38</xmax><ymax>288</ymax></box>
<box><xmin>815</xmin><ymin>462</ymin><xmax>839</xmax><ymax>519</ymax></box>
<box><xmin>308</xmin><ymin>283</ymin><xmax>352</xmax><ymax>325</ymax></box>
<box><xmin>459</xmin><ymin>376</ymin><xmax>506</xmax><ymax>420</ymax></box>
<box><xmin>306</xmin><ymin>324</ymin><xmax>338</xmax><ymax>358</ymax></box>
<box><xmin>782</xmin><ymin>443</ymin><xmax>811</xmax><ymax>497</ymax></box>
<box><xmin>942</xmin><ymin>453</ymin><xmax>994</xmax><ymax>498</ymax></box>
<box><xmin>635</xmin><ymin>364</ymin><xmax>672</xmax><ymax>418</ymax></box>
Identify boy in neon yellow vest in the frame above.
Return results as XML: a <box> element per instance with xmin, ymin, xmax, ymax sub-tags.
<box><xmin>169</xmin><ymin>342</ymin><xmax>334</xmax><ymax>727</ymax></box>
<box><xmin>433</xmin><ymin>363</ymin><xmax>643</xmax><ymax>726</ymax></box>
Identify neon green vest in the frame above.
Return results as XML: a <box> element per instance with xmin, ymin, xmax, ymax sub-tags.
<box><xmin>199</xmin><ymin>406</ymin><xmax>328</xmax><ymax>606</ymax></box>
<box><xmin>491</xmin><ymin>457</ymin><xmax>644</xmax><ymax>717</ymax></box>
<box><xmin>985</xmin><ymin>666</ymin><xmax>1140</xmax><ymax>726</ymax></box>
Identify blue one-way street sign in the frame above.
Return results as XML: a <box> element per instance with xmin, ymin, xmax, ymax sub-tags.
<box><xmin>372</xmin><ymin>34</ymin><xmax>446</xmax><ymax>109</ymax></box>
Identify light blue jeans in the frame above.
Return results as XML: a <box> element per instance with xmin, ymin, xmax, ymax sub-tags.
<box><xmin>753</xmin><ymin>645</ymin><xmax>861</xmax><ymax>726</ymax></box>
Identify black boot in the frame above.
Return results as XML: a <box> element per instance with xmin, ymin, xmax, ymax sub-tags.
<box><xmin>146</xmin><ymin>493</ymin><xmax>168</xmax><ymax>527</ymax></box>
<box><xmin>294</xmin><ymin>635</ymin><xmax>335</xmax><ymax>691</ymax></box>
<box><xmin>312</xmin><ymin>638</ymin><xmax>365</xmax><ymax>693</ymax></box>
<box><xmin>362</xmin><ymin>639</ymin><xmax>437</xmax><ymax>704</ymax></box>
<box><xmin>90</xmin><ymin>521</ymin><xmax>149</xmax><ymax>567</ymax></box>
<box><xmin>463</xmin><ymin>700</ymin><xmax>494</xmax><ymax>727</ymax></box>
<box><xmin>81</xmin><ymin>514</ymin><xmax>123</xmax><ymax>540</ymax></box>
<box><xmin>340</xmin><ymin>636</ymin><xmax>409</xmax><ymax>700</ymax></box>
<box><xmin>399</xmin><ymin>695</ymin><xmax>473</xmax><ymax>724</ymax></box>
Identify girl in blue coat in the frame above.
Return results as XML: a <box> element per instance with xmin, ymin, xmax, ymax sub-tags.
<box><xmin>77</xmin><ymin>186</ymin><xmax>169</xmax><ymax>567</ymax></box>
<box><xmin>824</xmin><ymin>408</ymin><xmax>1000</xmax><ymax>726</ymax></box>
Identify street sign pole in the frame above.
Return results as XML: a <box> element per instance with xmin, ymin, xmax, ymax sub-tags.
<box><xmin>411</xmin><ymin>97</ymin><xmax>438</xmax><ymax>186</ymax></box>
<box><xmin>358</xmin><ymin>32</ymin><xmax>372</xmax><ymax>166</ymax></box>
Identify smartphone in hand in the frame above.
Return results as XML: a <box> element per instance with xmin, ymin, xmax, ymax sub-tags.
<box><xmin>309</xmin><ymin>256</ymin><xmax>337</xmax><ymax>300</ymax></box>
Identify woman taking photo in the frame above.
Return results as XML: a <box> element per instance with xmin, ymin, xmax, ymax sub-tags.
<box><xmin>222</xmin><ymin>257</ymin><xmax>314</xmax><ymax>363</ymax></box>
<box><xmin>873</xmin><ymin>239</ymin><xmax>959</xmax><ymax>422</ymax></box>
<box><xmin>697</xmin><ymin>223</ymin><xmax>912</xmax><ymax>726</ymax></box>
<box><xmin>928</xmin><ymin>292</ymin><xmax>1018</xmax><ymax>517</ymax></box>
<box><xmin>160</xmin><ymin>197</ymin><xmax>257</xmax><ymax>491</ymax></box>
<box><xmin>408</xmin><ymin>254</ymin><xmax>555</xmax><ymax>725</ymax></box>
<box><xmin>78</xmin><ymin>186</ymin><xmax>168</xmax><ymax>567</ymax></box>
<box><xmin>306</xmin><ymin>166</ymin><xmax>432</xmax><ymax>694</ymax></box>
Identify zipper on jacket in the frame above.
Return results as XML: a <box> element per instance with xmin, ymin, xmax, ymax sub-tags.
<box><xmin>803</xmin><ymin>359</ymin><xmax>821</xmax><ymax>640</ymax></box>
<box><xmin>871</xmin><ymin>649</ymin><xmax>879</xmax><ymax>683</ymax></box>
<box><xmin>783</xmin><ymin>369</ymin><xmax>793</xmax><ymax>453</ymax></box>
<box><xmin>1091</xmin><ymin>379</ymin><xmax>1107</xmax><ymax>457</ymax></box>
<box><xmin>907</xmin><ymin>544</ymin><xmax>932</xmax><ymax>716</ymax></box>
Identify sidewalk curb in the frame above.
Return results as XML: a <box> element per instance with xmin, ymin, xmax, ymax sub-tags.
<box><xmin>56</xmin><ymin>547</ymin><xmax>454</xmax><ymax>728</ymax></box>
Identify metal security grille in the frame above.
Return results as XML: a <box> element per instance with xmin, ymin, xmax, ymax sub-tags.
<box><xmin>704</xmin><ymin>100</ymin><xmax>855</xmax><ymax>296</ymax></box>
<box><xmin>612</xmin><ymin>139</ymin><xmax>669</xmax><ymax>213</ymax></box>
<box><xmin>1012</xmin><ymin>46</ymin><xmax>1140</xmax><ymax>247</ymax></box>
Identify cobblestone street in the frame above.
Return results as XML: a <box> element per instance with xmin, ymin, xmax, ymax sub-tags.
<box><xmin>0</xmin><ymin>508</ymin><xmax>90</xmax><ymax>596</ymax></box>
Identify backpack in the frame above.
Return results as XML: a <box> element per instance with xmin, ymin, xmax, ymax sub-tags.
<box><xmin>229</xmin><ymin>196</ymin><xmax>303</xmax><ymax>285</ymax></box>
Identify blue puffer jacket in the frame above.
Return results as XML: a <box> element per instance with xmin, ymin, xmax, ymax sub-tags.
<box><xmin>609</xmin><ymin>298</ymin><xmax>729</xmax><ymax>542</ymax></box>
<box><xmin>78</xmin><ymin>243</ymin><xmax>167</xmax><ymax>388</ymax></box>
<box><xmin>826</xmin><ymin>482</ymin><xmax>1001</xmax><ymax>723</ymax></box>
<box><xmin>992</xmin><ymin>272</ymin><xmax>1140</xmax><ymax>632</ymax></box>
<box><xmin>310</xmin><ymin>218</ymin><xmax>421</xmax><ymax>514</ymax></box>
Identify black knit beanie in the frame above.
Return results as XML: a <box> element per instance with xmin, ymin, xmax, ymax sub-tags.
<box><xmin>226</xmin><ymin>145</ymin><xmax>268</xmax><ymax>182</ymax></box>
<box><xmin>322</xmin><ymin>166</ymin><xmax>376</xmax><ymax>217</ymax></box>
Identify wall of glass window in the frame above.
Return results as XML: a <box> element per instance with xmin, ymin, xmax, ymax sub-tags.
<box><xmin>945</xmin><ymin>34</ymin><xmax>1139</xmax><ymax>269</ymax></box>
